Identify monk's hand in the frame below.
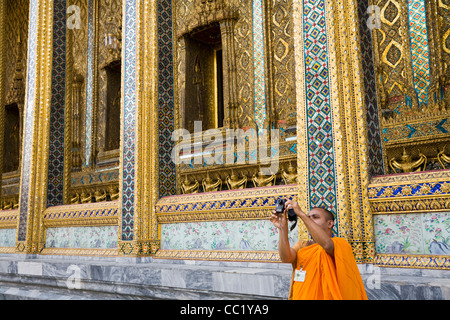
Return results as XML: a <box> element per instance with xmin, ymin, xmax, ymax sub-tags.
<box><xmin>269</xmin><ymin>210</ymin><xmax>288</xmax><ymax>232</ymax></box>
<box><xmin>284</xmin><ymin>199</ymin><xmax>306</xmax><ymax>218</ymax></box>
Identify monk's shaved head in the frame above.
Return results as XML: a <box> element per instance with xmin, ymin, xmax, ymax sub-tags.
<box><xmin>312</xmin><ymin>207</ymin><xmax>335</xmax><ymax>222</ymax></box>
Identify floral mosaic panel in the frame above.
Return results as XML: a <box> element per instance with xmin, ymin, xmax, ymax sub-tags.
<box><xmin>374</xmin><ymin>212</ymin><xmax>450</xmax><ymax>255</ymax></box>
<box><xmin>161</xmin><ymin>220</ymin><xmax>299</xmax><ymax>251</ymax></box>
<box><xmin>45</xmin><ymin>226</ymin><xmax>118</xmax><ymax>249</ymax></box>
<box><xmin>0</xmin><ymin>229</ymin><xmax>16</xmax><ymax>247</ymax></box>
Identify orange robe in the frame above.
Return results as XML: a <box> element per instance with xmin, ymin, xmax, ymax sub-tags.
<box><xmin>288</xmin><ymin>237</ymin><xmax>368</xmax><ymax>300</ymax></box>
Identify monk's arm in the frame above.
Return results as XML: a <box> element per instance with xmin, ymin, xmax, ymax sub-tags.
<box><xmin>278</xmin><ymin>223</ymin><xmax>297</xmax><ymax>263</ymax></box>
<box><xmin>298</xmin><ymin>212</ymin><xmax>334</xmax><ymax>256</ymax></box>
<box><xmin>270</xmin><ymin>212</ymin><xmax>297</xmax><ymax>263</ymax></box>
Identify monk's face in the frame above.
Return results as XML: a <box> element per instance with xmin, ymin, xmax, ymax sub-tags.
<box><xmin>306</xmin><ymin>208</ymin><xmax>334</xmax><ymax>234</ymax></box>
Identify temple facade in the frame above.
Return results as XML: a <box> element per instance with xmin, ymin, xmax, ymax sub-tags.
<box><xmin>0</xmin><ymin>0</ymin><xmax>449</xmax><ymax>299</ymax></box>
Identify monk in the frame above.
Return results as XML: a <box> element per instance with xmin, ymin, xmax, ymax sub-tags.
<box><xmin>270</xmin><ymin>199</ymin><xmax>368</xmax><ymax>300</ymax></box>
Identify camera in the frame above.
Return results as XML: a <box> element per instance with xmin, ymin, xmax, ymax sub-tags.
<box><xmin>275</xmin><ymin>198</ymin><xmax>298</xmax><ymax>223</ymax></box>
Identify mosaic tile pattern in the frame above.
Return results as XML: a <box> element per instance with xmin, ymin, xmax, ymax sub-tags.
<box><xmin>18</xmin><ymin>0</ymin><xmax>39</xmax><ymax>241</ymax></box>
<box><xmin>302</xmin><ymin>0</ymin><xmax>337</xmax><ymax>216</ymax></box>
<box><xmin>121</xmin><ymin>0</ymin><xmax>137</xmax><ymax>241</ymax></box>
<box><xmin>252</xmin><ymin>0</ymin><xmax>267</xmax><ymax>132</ymax></box>
<box><xmin>84</xmin><ymin>0</ymin><xmax>95</xmax><ymax>167</ymax></box>
<box><xmin>357</xmin><ymin>0</ymin><xmax>384</xmax><ymax>177</ymax></box>
<box><xmin>157</xmin><ymin>0</ymin><xmax>176</xmax><ymax>198</ymax></box>
<box><xmin>369</xmin><ymin>181</ymin><xmax>450</xmax><ymax>200</ymax></box>
<box><xmin>47</xmin><ymin>0</ymin><xmax>66</xmax><ymax>207</ymax></box>
<box><xmin>407</xmin><ymin>0</ymin><xmax>430</xmax><ymax>107</ymax></box>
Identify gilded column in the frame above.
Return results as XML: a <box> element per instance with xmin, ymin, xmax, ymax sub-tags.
<box><xmin>293</xmin><ymin>0</ymin><xmax>375</xmax><ymax>262</ymax></box>
<box><xmin>0</xmin><ymin>0</ymin><xmax>6</xmax><ymax>198</ymax></box>
<box><xmin>330</xmin><ymin>0</ymin><xmax>375</xmax><ymax>262</ymax></box>
<box><xmin>83</xmin><ymin>0</ymin><xmax>99</xmax><ymax>168</ymax></box>
<box><xmin>16</xmin><ymin>0</ymin><xmax>55</xmax><ymax>253</ymax></box>
<box><xmin>118</xmin><ymin>0</ymin><xmax>159</xmax><ymax>256</ymax></box>
<box><xmin>220</xmin><ymin>19</ymin><xmax>239</xmax><ymax>129</ymax></box>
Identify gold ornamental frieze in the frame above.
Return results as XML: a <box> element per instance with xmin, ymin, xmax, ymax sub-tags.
<box><xmin>0</xmin><ymin>209</ymin><xmax>18</xmax><ymax>229</ymax></box>
<box><xmin>40</xmin><ymin>247</ymin><xmax>118</xmax><ymax>257</ymax></box>
<box><xmin>375</xmin><ymin>254</ymin><xmax>450</xmax><ymax>270</ymax></box>
<box><xmin>69</xmin><ymin>168</ymin><xmax>120</xmax><ymax>204</ymax></box>
<box><xmin>154</xmin><ymin>249</ymin><xmax>280</xmax><ymax>262</ymax></box>
<box><xmin>368</xmin><ymin>170</ymin><xmax>450</xmax><ymax>213</ymax></box>
<box><xmin>42</xmin><ymin>201</ymin><xmax>119</xmax><ymax>228</ymax></box>
<box><xmin>156</xmin><ymin>184</ymin><xmax>298</xmax><ymax>224</ymax></box>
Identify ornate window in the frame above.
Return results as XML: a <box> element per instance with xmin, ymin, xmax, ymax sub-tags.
<box><xmin>182</xmin><ymin>22</ymin><xmax>224</xmax><ymax>132</ymax></box>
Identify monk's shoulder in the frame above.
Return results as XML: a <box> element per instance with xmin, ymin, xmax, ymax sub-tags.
<box><xmin>332</xmin><ymin>237</ymin><xmax>353</xmax><ymax>249</ymax></box>
<box><xmin>292</xmin><ymin>239</ymin><xmax>309</xmax><ymax>252</ymax></box>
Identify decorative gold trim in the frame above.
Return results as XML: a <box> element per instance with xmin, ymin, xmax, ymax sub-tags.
<box><xmin>0</xmin><ymin>247</ymin><xmax>16</xmax><ymax>254</ymax></box>
<box><xmin>16</xmin><ymin>0</ymin><xmax>55</xmax><ymax>254</ymax></box>
<box><xmin>0</xmin><ymin>209</ymin><xmax>18</xmax><ymax>229</ymax></box>
<box><xmin>155</xmin><ymin>185</ymin><xmax>298</xmax><ymax>224</ymax></box>
<box><xmin>64</xmin><ymin>20</ymin><xmax>73</xmax><ymax>205</ymax></box>
<box><xmin>368</xmin><ymin>170</ymin><xmax>450</xmax><ymax>214</ymax></box>
<box><xmin>42</xmin><ymin>201</ymin><xmax>119</xmax><ymax>228</ymax></box>
<box><xmin>375</xmin><ymin>253</ymin><xmax>450</xmax><ymax>269</ymax></box>
<box><xmin>370</xmin><ymin>195</ymin><xmax>450</xmax><ymax>214</ymax></box>
<box><xmin>370</xmin><ymin>170</ymin><xmax>450</xmax><ymax>187</ymax></box>
<box><xmin>157</xmin><ymin>208</ymin><xmax>274</xmax><ymax>224</ymax></box>
<box><xmin>154</xmin><ymin>249</ymin><xmax>281</xmax><ymax>263</ymax></box>
<box><xmin>293</xmin><ymin>0</ymin><xmax>308</xmax><ymax>241</ymax></box>
<box><xmin>117</xmin><ymin>0</ymin><xmax>160</xmax><ymax>256</ymax></box>
<box><xmin>157</xmin><ymin>184</ymin><xmax>298</xmax><ymax>206</ymax></box>
<box><xmin>40</xmin><ymin>247</ymin><xmax>118</xmax><ymax>257</ymax></box>
<box><xmin>0</xmin><ymin>0</ymin><xmax>6</xmax><ymax>201</ymax></box>
<box><xmin>381</xmin><ymin>40</ymin><xmax>403</xmax><ymax>69</ymax></box>
<box><xmin>380</xmin><ymin>0</ymin><xmax>401</xmax><ymax>27</ymax></box>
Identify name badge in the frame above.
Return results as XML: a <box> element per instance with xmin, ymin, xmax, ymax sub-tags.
<box><xmin>294</xmin><ymin>268</ymin><xmax>306</xmax><ymax>282</ymax></box>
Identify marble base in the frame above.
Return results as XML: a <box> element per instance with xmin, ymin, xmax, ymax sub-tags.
<box><xmin>0</xmin><ymin>254</ymin><xmax>449</xmax><ymax>300</ymax></box>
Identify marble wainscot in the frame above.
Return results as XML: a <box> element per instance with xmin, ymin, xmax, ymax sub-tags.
<box><xmin>0</xmin><ymin>254</ymin><xmax>449</xmax><ymax>300</ymax></box>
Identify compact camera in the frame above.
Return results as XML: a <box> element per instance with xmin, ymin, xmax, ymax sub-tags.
<box><xmin>275</xmin><ymin>198</ymin><xmax>298</xmax><ymax>224</ymax></box>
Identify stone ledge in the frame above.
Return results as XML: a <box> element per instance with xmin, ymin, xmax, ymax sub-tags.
<box><xmin>0</xmin><ymin>254</ymin><xmax>289</xmax><ymax>300</ymax></box>
<box><xmin>0</xmin><ymin>254</ymin><xmax>449</xmax><ymax>300</ymax></box>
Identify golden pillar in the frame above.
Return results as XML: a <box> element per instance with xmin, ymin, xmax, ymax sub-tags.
<box><xmin>0</xmin><ymin>0</ymin><xmax>6</xmax><ymax>200</ymax></box>
<box><xmin>16</xmin><ymin>0</ymin><xmax>56</xmax><ymax>253</ymax></box>
<box><xmin>118</xmin><ymin>0</ymin><xmax>159</xmax><ymax>256</ymax></box>
<box><xmin>294</xmin><ymin>0</ymin><xmax>374</xmax><ymax>262</ymax></box>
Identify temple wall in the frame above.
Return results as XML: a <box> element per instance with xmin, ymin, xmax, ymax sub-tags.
<box><xmin>156</xmin><ymin>185</ymin><xmax>299</xmax><ymax>260</ymax></box>
<box><xmin>0</xmin><ymin>0</ymin><xmax>447</xmax><ymax>277</ymax></box>
<box><xmin>369</xmin><ymin>171</ymin><xmax>450</xmax><ymax>267</ymax></box>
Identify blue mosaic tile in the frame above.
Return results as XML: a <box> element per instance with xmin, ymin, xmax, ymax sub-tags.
<box><xmin>157</xmin><ymin>0</ymin><xmax>176</xmax><ymax>198</ymax></box>
<box><xmin>303</xmin><ymin>0</ymin><xmax>337</xmax><ymax>220</ymax></box>
<box><xmin>47</xmin><ymin>0</ymin><xmax>67</xmax><ymax>207</ymax></box>
<box><xmin>18</xmin><ymin>0</ymin><xmax>39</xmax><ymax>241</ymax></box>
<box><xmin>121</xmin><ymin>0</ymin><xmax>137</xmax><ymax>241</ymax></box>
